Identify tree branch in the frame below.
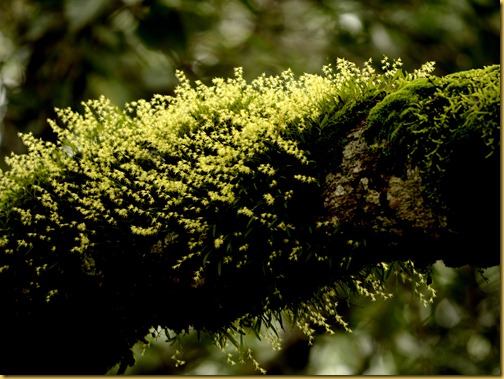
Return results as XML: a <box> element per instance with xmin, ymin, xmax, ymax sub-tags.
<box><xmin>0</xmin><ymin>61</ymin><xmax>499</xmax><ymax>374</ymax></box>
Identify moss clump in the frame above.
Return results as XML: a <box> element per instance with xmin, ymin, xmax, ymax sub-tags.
<box><xmin>0</xmin><ymin>58</ymin><xmax>496</xmax><ymax>374</ymax></box>
<box><xmin>366</xmin><ymin>64</ymin><xmax>500</xmax><ymax>203</ymax></box>
<box><xmin>365</xmin><ymin>64</ymin><xmax>500</xmax><ymax>267</ymax></box>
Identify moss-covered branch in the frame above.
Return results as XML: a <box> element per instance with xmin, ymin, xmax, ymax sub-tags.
<box><xmin>0</xmin><ymin>59</ymin><xmax>499</xmax><ymax>374</ymax></box>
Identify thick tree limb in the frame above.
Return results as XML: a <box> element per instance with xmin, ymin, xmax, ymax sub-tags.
<box><xmin>0</xmin><ymin>62</ymin><xmax>499</xmax><ymax>374</ymax></box>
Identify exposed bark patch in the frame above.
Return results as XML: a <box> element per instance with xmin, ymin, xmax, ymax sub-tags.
<box><xmin>322</xmin><ymin>122</ymin><xmax>450</xmax><ymax>263</ymax></box>
<box><xmin>323</xmin><ymin>122</ymin><xmax>384</xmax><ymax>230</ymax></box>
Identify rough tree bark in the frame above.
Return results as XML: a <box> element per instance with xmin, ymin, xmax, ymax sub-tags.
<box><xmin>0</xmin><ymin>62</ymin><xmax>499</xmax><ymax>374</ymax></box>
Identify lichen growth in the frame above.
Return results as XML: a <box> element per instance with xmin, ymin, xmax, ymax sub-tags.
<box><xmin>0</xmin><ymin>57</ymin><xmax>497</xmax><ymax>374</ymax></box>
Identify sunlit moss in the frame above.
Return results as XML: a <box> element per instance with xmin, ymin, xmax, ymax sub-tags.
<box><xmin>0</xmin><ymin>57</ymin><xmax>498</xmax><ymax>374</ymax></box>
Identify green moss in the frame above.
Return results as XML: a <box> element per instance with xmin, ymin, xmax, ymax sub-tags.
<box><xmin>366</xmin><ymin>64</ymin><xmax>500</xmax><ymax>204</ymax></box>
<box><xmin>313</xmin><ymin>89</ymin><xmax>386</xmax><ymax>172</ymax></box>
<box><xmin>0</xmin><ymin>58</ymin><xmax>494</xmax><ymax>374</ymax></box>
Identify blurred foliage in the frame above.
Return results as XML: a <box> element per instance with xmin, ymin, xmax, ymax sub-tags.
<box><xmin>0</xmin><ymin>0</ymin><xmax>500</xmax><ymax>375</ymax></box>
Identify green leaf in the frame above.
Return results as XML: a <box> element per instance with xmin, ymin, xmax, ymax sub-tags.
<box><xmin>223</xmin><ymin>329</ymin><xmax>239</xmax><ymax>348</ymax></box>
<box><xmin>64</xmin><ymin>0</ymin><xmax>109</xmax><ymax>32</ymax></box>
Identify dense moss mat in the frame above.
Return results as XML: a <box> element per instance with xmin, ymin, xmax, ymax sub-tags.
<box><xmin>0</xmin><ymin>60</ymin><xmax>499</xmax><ymax>374</ymax></box>
<box><xmin>366</xmin><ymin>65</ymin><xmax>500</xmax><ymax>267</ymax></box>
